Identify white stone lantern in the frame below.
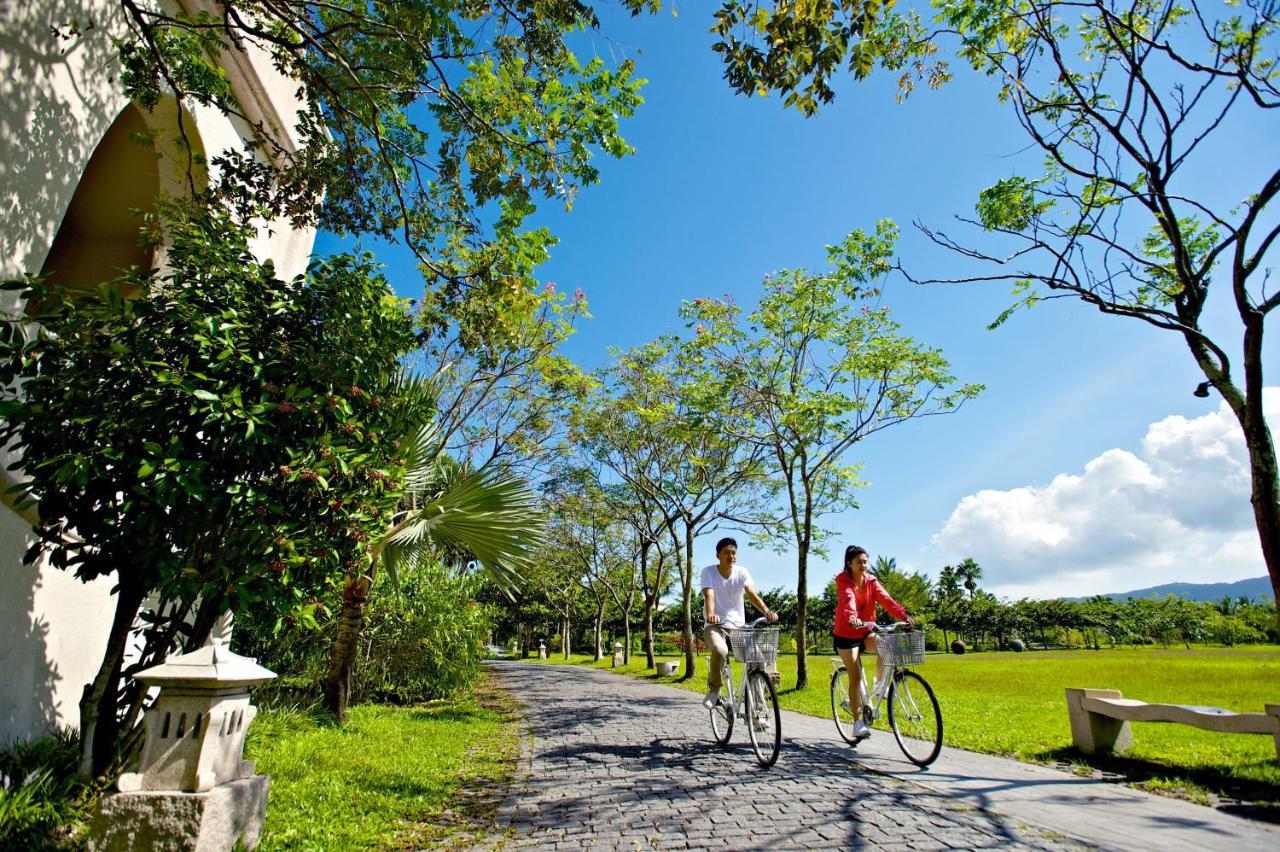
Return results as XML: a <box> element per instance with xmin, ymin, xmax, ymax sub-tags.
<box><xmin>89</xmin><ymin>639</ymin><xmax>276</xmax><ymax>851</ymax></box>
<box><xmin>118</xmin><ymin>639</ymin><xmax>275</xmax><ymax>793</ymax></box>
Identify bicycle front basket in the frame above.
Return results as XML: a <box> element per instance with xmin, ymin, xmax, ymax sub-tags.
<box><xmin>727</xmin><ymin>627</ymin><xmax>780</xmax><ymax>666</ymax></box>
<box><xmin>878</xmin><ymin>630</ymin><xmax>926</xmax><ymax>666</ymax></box>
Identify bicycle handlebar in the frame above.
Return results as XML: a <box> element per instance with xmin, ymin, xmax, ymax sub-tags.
<box><xmin>702</xmin><ymin>616</ymin><xmax>774</xmax><ymax>629</ymax></box>
<box><xmin>854</xmin><ymin>620</ymin><xmax>913</xmax><ymax>634</ymax></box>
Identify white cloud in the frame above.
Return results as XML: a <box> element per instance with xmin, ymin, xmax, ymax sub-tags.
<box><xmin>933</xmin><ymin>388</ymin><xmax>1278</xmax><ymax>599</ymax></box>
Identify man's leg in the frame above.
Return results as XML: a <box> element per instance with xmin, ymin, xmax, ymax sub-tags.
<box><xmin>704</xmin><ymin>625</ymin><xmax>729</xmax><ymax>691</ymax></box>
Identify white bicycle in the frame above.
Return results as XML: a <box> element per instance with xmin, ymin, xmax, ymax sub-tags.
<box><xmin>706</xmin><ymin>618</ymin><xmax>782</xmax><ymax>768</ymax></box>
<box><xmin>830</xmin><ymin>622</ymin><xmax>943</xmax><ymax>767</ymax></box>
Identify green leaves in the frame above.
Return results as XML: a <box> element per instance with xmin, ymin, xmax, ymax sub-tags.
<box><xmin>0</xmin><ymin>201</ymin><xmax>418</xmax><ymax>616</ymax></box>
<box><xmin>976</xmin><ymin>177</ymin><xmax>1053</xmax><ymax>232</ymax></box>
<box><xmin>117</xmin><ymin>1</ymin><xmax>646</xmax><ymax>336</ymax></box>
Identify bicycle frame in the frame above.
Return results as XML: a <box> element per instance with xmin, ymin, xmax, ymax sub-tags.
<box><xmin>716</xmin><ymin>655</ymin><xmax>768</xmax><ymax>721</ymax></box>
<box><xmin>849</xmin><ymin>655</ymin><xmax>892</xmax><ymax>724</ymax></box>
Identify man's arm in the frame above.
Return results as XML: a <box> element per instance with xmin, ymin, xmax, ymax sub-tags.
<box><xmin>703</xmin><ymin>588</ymin><xmax>719</xmax><ymax>624</ymax></box>
<box><xmin>745</xmin><ymin>585</ymin><xmax>779</xmax><ymax>623</ymax></box>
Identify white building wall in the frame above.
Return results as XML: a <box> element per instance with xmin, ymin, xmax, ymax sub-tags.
<box><xmin>0</xmin><ymin>0</ymin><xmax>316</xmax><ymax>745</ymax></box>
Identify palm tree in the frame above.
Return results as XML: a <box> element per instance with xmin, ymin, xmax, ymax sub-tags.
<box><xmin>323</xmin><ymin>380</ymin><xmax>544</xmax><ymax>721</ymax></box>
<box><xmin>935</xmin><ymin>564</ymin><xmax>962</xmax><ymax>601</ymax></box>
<box><xmin>956</xmin><ymin>557</ymin><xmax>983</xmax><ymax>600</ymax></box>
<box><xmin>873</xmin><ymin>555</ymin><xmax>897</xmax><ymax>577</ymax></box>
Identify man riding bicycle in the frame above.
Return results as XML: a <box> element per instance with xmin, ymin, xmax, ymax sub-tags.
<box><xmin>702</xmin><ymin>537</ymin><xmax>778</xmax><ymax>709</ymax></box>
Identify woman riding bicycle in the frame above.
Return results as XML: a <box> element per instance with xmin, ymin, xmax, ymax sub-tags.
<box><xmin>833</xmin><ymin>545</ymin><xmax>914</xmax><ymax>739</ymax></box>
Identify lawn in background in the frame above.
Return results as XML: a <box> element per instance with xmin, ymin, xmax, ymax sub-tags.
<box><xmin>245</xmin><ymin>676</ymin><xmax>520</xmax><ymax>850</ymax></box>
<box><xmin>522</xmin><ymin>645</ymin><xmax>1280</xmax><ymax>804</ymax></box>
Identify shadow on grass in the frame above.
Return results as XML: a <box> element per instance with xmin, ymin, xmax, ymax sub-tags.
<box><xmin>1033</xmin><ymin>745</ymin><xmax>1280</xmax><ymax>817</ymax></box>
<box><xmin>405</xmin><ymin>704</ymin><xmax>497</xmax><ymax>724</ymax></box>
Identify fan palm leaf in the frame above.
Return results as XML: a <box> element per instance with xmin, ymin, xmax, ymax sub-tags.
<box><xmin>378</xmin><ymin>463</ymin><xmax>542</xmax><ymax>595</ymax></box>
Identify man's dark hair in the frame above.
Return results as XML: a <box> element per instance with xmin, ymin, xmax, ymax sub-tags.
<box><xmin>843</xmin><ymin>545</ymin><xmax>868</xmax><ymax>573</ymax></box>
<box><xmin>715</xmin><ymin>536</ymin><xmax>738</xmax><ymax>554</ymax></box>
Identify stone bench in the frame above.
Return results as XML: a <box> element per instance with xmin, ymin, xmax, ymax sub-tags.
<box><xmin>1065</xmin><ymin>688</ymin><xmax>1280</xmax><ymax>757</ymax></box>
<box><xmin>655</xmin><ymin>661</ymin><xmax>678</xmax><ymax>676</ymax></box>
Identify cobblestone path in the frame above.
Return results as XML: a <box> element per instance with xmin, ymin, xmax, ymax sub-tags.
<box><xmin>483</xmin><ymin>663</ymin><xmax>1081</xmax><ymax>851</ymax></box>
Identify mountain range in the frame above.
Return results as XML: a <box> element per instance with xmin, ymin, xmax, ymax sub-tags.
<box><xmin>1083</xmin><ymin>575</ymin><xmax>1273</xmax><ymax>603</ymax></box>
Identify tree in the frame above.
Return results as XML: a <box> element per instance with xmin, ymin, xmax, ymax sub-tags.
<box><xmin>426</xmin><ymin>285</ymin><xmax>592</xmax><ymax>480</ymax></box>
<box><xmin>955</xmin><ymin>557</ymin><xmax>984</xmax><ymax>599</ymax></box>
<box><xmin>701</xmin><ymin>0</ymin><xmax>1280</xmax><ymax>612</ymax></box>
<box><xmin>323</xmin><ymin>423</ymin><xmax>545</xmax><ymax>720</ymax></box>
<box><xmin>0</xmin><ymin>204</ymin><xmax>420</xmax><ymax>775</ymax></box>
<box><xmin>570</xmin><ymin>392</ymin><xmax>680</xmax><ymax>669</ymax></box>
<box><xmin>576</xmin><ymin>337</ymin><xmax>768</xmax><ymax>680</ymax></box>
<box><xmin>875</xmin><ymin>562</ymin><xmax>934</xmax><ymax>619</ymax></box>
<box><xmin>115</xmin><ymin>0</ymin><xmax>644</xmax><ymax>333</ymax></box>
<box><xmin>685</xmin><ymin>224</ymin><xmax>980</xmax><ymax>688</ymax></box>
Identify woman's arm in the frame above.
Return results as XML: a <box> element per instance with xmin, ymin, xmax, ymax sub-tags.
<box><xmin>872</xmin><ymin>579</ymin><xmax>910</xmax><ymax>623</ymax></box>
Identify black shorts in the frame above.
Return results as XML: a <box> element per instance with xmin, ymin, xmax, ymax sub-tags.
<box><xmin>832</xmin><ymin>633</ymin><xmax>867</xmax><ymax>651</ymax></box>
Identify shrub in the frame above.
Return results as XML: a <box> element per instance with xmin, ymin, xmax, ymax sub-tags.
<box><xmin>0</xmin><ymin>729</ymin><xmax>95</xmax><ymax>849</ymax></box>
<box><xmin>353</xmin><ymin>569</ymin><xmax>493</xmax><ymax>703</ymax></box>
<box><xmin>235</xmin><ymin>567</ymin><xmax>493</xmax><ymax>705</ymax></box>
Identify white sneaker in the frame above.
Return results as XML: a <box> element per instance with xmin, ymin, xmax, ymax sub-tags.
<box><xmin>853</xmin><ymin>720</ymin><xmax>871</xmax><ymax>739</ymax></box>
<box><xmin>703</xmin><ymin>689</ymin><xmax>719</xmax><ymax>709</ymax></box>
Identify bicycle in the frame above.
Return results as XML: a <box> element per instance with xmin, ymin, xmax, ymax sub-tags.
<box><xmin>706</xmin><ymin>617</ymin><xmax>782</xmax><ymax>768</ymax></box>
<box><xmin>830</xmin><ymin>622</ymin><xmax>943</xmax><ymax>767</ymax></box>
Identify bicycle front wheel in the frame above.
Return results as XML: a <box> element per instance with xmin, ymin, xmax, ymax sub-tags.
<box><xmin>887</xmin><ymin>670</ymin><xmax>943</xmax><ymax>767</ymax></box>
<box><xmin>709</xmin><ymin>682</ymin><xmax>733</xmax><ymax>746</ymax></box>
<box><xmin>830</xmin><ymin>666</ymin><xmax>860</xmax><ymax>745</ymax></box>
<box><xmin>745</xmin><ymin>669</ymin><xmax>781</xmax><ymax>768</ymax></box>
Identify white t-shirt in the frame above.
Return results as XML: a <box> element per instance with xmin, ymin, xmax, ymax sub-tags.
<box><xmin>700</xmin><ymin>563</ymin><xmax>755</xmax><ymax>628</ymax></box>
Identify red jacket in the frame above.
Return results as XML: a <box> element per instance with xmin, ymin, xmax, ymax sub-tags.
<box><xmin>833</xmin><ymin>572</ymin><xmax>908</xmax><ymax>639</ymax></box>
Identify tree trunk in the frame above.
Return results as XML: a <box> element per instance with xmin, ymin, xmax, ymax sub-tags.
<box><xmin>1189</xmin><ymin>315</ymin><xmax>1279</xmax><ymax>624</ymax></box>
<box><xmin>644</xmin><ymin>605</ymin><xmax>655</xmax><ymax>669</ymax></box>
<box><xmin>77</xmin><ymin>573</ymin><xmax>146</xmax><ymax>777</ymax></box>
<box><xmin>1241</xmin><ymin>393</ymin><xmax>1280</xmax><ymax>620</ymax></box>
<box><xmin>593</xmin><ymin>605</ymin><xmax>604</xmax><ymax>661</ymax></box>
<box><xmin>324</xmin><ymin>577</ymin><xmax>369</xmax><ymax>723</ymax></box>
<box><xmin>795</xmin><ymin>533</ymin><xmax>810</xmax><ymax>690</ymax></box>
<box><xmin>78</xmin><ymin>575</ymin><xmax>146</xmax><ymax>780</ymax></box>
<box><xmin>639</xmin><ymin>542</ymin><xmax>655</xmax><ymax>668</ymax></box>
<box><xmin>680</xmin><ymin>522</ymin><xmax>696</xmax><ymax>681</ymax></box>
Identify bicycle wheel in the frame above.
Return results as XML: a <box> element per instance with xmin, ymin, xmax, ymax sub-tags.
<box><xmin>887</xmin><ymin>670</ymin><xmax>943</xmax><ymax>767</ymax></box>
<box><xmin>709</xmin><ymin>681</ymin><xmax>733</xmax><ymax>746</ymax></box>
<box><xmin>745</xmin><ymin>669</ymin><xmax>781</xmax><ymax>768</ymax></box>
<box><xmin>830</xmin><ymin>666</ymin><xmax>860</xmax><ymax>745</ymax></box>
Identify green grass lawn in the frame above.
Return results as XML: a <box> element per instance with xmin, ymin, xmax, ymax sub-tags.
<box><xmin>245</xmin><ymin>676</ymin><xmax>520</xmax><ymax>850</ymax></box>
<box><xmin>524</xmin><ymin>645</ymin><xmax>1280</xmax><ymax>805</ymax></box>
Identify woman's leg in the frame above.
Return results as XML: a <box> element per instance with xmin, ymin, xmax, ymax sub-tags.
<box><xmin>866</xmin><ymin>635</ymin><xmax>884</xmax><ymax>692</ymax></box>
<box><xmin>838</xmin><ymin>645</ymin><xmax>862</xmax><ymax>716</ymax></box>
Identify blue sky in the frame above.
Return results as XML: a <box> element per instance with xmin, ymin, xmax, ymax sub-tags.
<box><xmin>317</xmin><ymin>6</ymin><xmax>1279</xmax><ymax>601</ymax></box>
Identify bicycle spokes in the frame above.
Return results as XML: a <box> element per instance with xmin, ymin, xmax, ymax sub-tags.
<box><xmin>888</xmin><ymin>670</ymin><xmax>943</xmax><ymax>767</ymax></box>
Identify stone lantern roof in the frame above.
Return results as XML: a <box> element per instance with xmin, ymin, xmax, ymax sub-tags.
<box><xmin>133</xmin><ymin>639</ymin><xmax>275</xmax><ymax>690</ymax></box>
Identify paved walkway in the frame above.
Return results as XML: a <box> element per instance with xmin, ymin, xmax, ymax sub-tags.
<box><xmin>481</xmin><ymin>662</ymin><xmax>1280</xmax><ymax>851</ymax></box>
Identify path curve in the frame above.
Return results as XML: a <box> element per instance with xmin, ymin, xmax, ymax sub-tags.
<box><xmin>481</xmin><ymin>662</ymin><xmax>1079</xmax><ymax>850</ymax></box>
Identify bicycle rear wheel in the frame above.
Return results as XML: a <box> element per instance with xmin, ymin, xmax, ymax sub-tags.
<box><xmin>745</xmin><ymin>669</ymin><xmax>781</xmax><ymax>768</ymax></box>
<box><xmin>830</xmin><ymin>666</ymin><xmax>860</xmax><ymax>745</ymax></box>
<box><xmin>709</xmin><ymin>680</ymin><xmax>733</xmax><ymax>746</ymax></box>
<box><xmin>887</xmin><ymin>670</ymin><xmax>943</xmax><ymax>767</ymax></box>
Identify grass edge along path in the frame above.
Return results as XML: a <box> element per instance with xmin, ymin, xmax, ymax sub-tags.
<box><xmin>245</xmin><ymin>671</ymin><xmax>522</xmax><ymax>850</ymax></box>
<box><xmin>518</xmin><ymin>646</ymin><xmax>1280</xmax><ymax>811</ymax></box>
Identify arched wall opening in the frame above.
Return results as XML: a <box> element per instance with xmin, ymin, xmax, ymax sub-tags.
<box><xmin>38</xmin><ymin>103</ymin><xmax>159</xmax><ymax>294</ymax></box>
